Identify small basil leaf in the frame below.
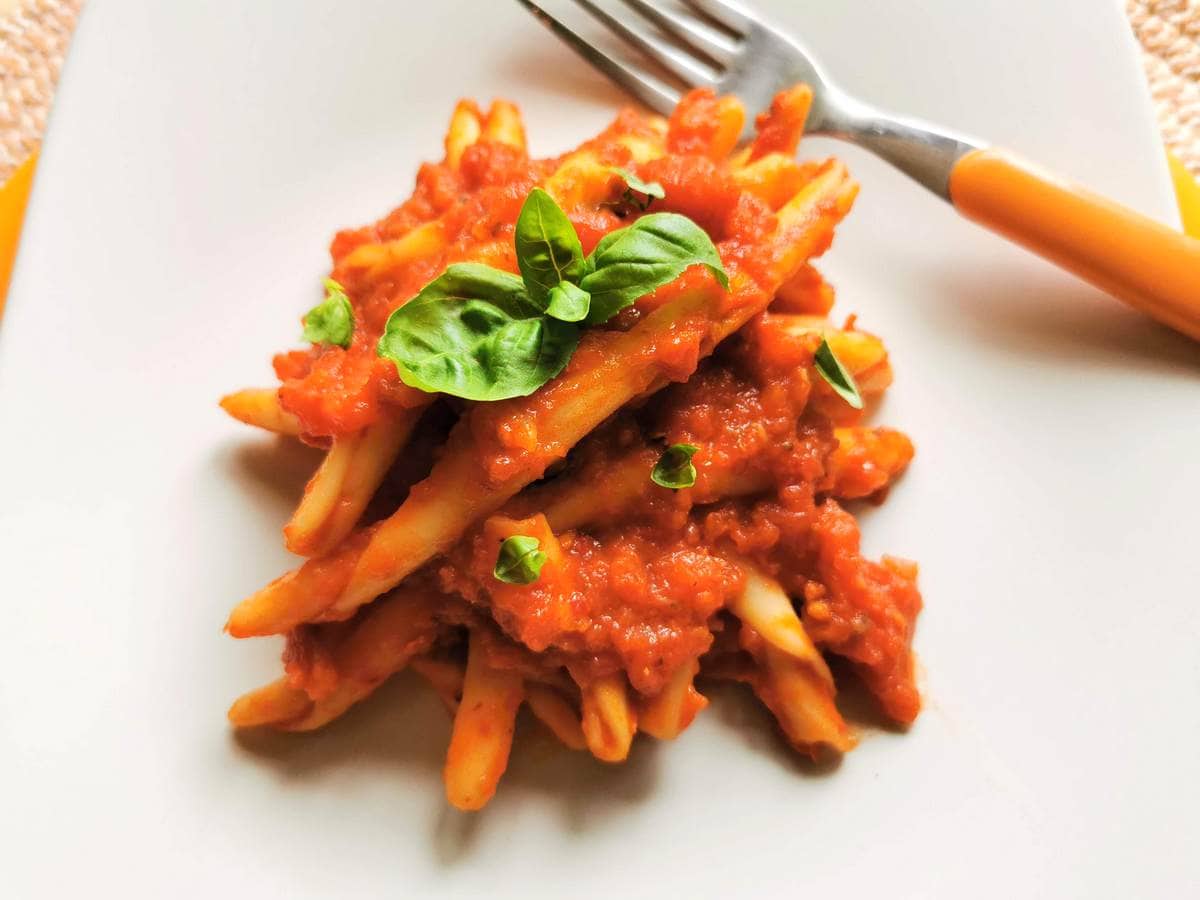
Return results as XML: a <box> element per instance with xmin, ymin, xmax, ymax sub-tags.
<box><xmin>544</xmin><ymin>281</ymin><xmax>591</xmax><ymax>323</ymax></box>
<box><xmin>493</xmin><ymin>535</ymin><xmax>548</xmax><ymax>585</ymax></box>
<box><xmin>813</xmin><ymin>338</ymin><xmax>864</xmax><ymax>410</ymax></box>
<box><xmin>651</xmin><ymin>443</ymin><xmax>699</xmax><ymax>490</ymax></box>
<box><xmin>515</xmin><ymin>188</ymin><xmax>587</xmax><ymax>305</ymax></box>
<box><xmin>611</xmin><ymin>166</ymin><xmax>666</xmax><ymax>211</ymax></box>
<box><xmin>302</xmin><ymin>278</ymin><xmax>355</xmax><ymax>348</ymax></box>
<box><xmin>580</xmin><ymin>213</ymin><xmax>729</xmax><ymax>325</ymax></box>
<box><xmin>376</xmin><ymin>263</ymin><xmax>580</xmax><ymax>401</ymax></box>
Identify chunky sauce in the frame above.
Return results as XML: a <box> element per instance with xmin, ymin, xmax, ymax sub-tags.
<box><xmin>440</xmin><ymin>319</ymin><xmax>921</xmax><ymax>721</ymax></box>
<box><xmin>276</xmin><ymin>91</ymin><xmax>921</xmax><ymax>725</ymax></box>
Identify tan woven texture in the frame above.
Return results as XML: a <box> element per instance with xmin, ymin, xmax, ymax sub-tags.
<box><xmin>0</xmin><ymin>0</ymin><xmax>81</xmax><ymax>182</ymax></box>
<box><xmin>0</xmin><ymin>1</ymin><xmax>1197</xmax><ymax>183</ymax></box>
<box><xmin>1129</xmin><ymin>0</ymin><xmax>1200</xmax><ymax>174</ymax></box>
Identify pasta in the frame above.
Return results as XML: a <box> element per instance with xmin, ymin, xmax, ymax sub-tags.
<box><xmin>222</xmin><ymin>88</ymin><xmax>922</xmax><ymax>810</ymax></box>
<box><xmin>443</xmin><ymin>632</ymin><xmax>525</xmax><ymax>811</ymax></box>
<box><xmin>219</xmin><ymin>387</ymin><xmax>302</xmax><ymax>437</ymax></box>
<box><xmin>283</xmin><ymin>407</ymin><xmax>421</xmax><ymax>556</ymax></box>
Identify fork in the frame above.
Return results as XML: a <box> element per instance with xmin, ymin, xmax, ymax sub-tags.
<box><xmin>514</xmin><ymin>0</ymin><xmax>1200</xmax><ymax>341</ymax></box>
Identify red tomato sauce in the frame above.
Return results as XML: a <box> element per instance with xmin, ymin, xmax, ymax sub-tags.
<box><xmin>274</xmin><ymin>99</ymin><xmax>782</xmax><ymax>441</ymax></box>
<box><xmin>438</xmin><ymin>320</ymin><xmax>922</xmax><ymax>722</ymax></box>
<box><xmin>273</xmin><ymin>91</ymin><xmax>921</xmax><ymax>726</ymax></box>
<box><xmin>442</xmin><ymin>526</ymin><xmax>741</xmax><ymax>695</ymax></box>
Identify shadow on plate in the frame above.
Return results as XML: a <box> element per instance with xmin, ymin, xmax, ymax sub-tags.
<box><xmin>699</xmin><ymin>666</ymin><xmax>905</xmax><ymax>778</ymax></box>
<box><xmin>429</xmin><ymin>712</ymin><xmax>667</xmax><ymax>861</ymax></box>
<box><xmin>931</xmin><ymin>267</ymin><xmax>1200</xmax><ymax>376</ymax></box>
<box><xmin>230</xmin><ymin>671</ymin><xmax>662</xmax><ymax>858</ymax></box>
<box><xmin>199</xmin><ymin>436</ymin><xmax>325</xmax><ymax>587</ymax></box>
<box><xmin>698</xmin><ymin>680</ymin><xmax>844</xmax><ymax>779</ymax></box>
<box><xmin>230</xmin><ymin>662</ymin><xmax>867</xmax><ymax>859</ymax></box>
<box><xmin>225</xmin><ymin>435</ymin><xmax>324</xmax><ymax>505</ymax></box>
<box><xmin>825</xmin><ymin>657</ymin><xmax>909</xmax><ymax>736</ymax></box>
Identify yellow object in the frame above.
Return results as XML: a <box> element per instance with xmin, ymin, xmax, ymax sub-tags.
<box><xmin>1169</xmin><ymin>152</ymin><xmax>1200</xmax><ymax>239</ymax></box>
<box><xmin>0</xmin><ymin>152</ymin><xmax>38</xmax><ymax>315</ymax></box>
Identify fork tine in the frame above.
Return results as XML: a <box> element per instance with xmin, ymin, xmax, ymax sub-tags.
<box><xmin>614</xmin><ymin>0</ymin><xmax>737</xmax><ymax>68</ymax></box>
<box><xmin>513</xmin><ymin>0</ymin><xmax>680</xmax><ymax>114</ymax></box>
<box><xmin>572</xmin><ymin>0</ymin><xmax>715</xmax><ymax>87</ymax></box>
<box><xmin>680</xmin><ymin>0</ymin><xmax>752</xmax><ymax>36</ymax></box>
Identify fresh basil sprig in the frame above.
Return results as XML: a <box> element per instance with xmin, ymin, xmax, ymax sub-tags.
<box><xmin>651</xmin><ymin>443</ymin><xmax>699</xmax><ymax>490</ymax></box>
<box><xmin>515</xmin><ymin>188</ymin><xmax>587</xmax><ymax>307</ymax></box>
<box><xmin>544</xmin><ymin>280</ymin><xmax>591</xmax><ymax>323</ymax></box>
<box><xmin>611</xmin><ymin>167</ymin><xmax>665</xmax><ymax>211</ymax></box>
<box><xmin>377</xmin><ymin>188</ymin><xmax>727</xmax><ymax>401</ymax></box>
<box><xmin>579</xmin><ymin>214</ymin><xmax>729</xmax><ymax>325</ymax></box>
<box><xmin>493</xmin><ymin>535</ymin><xmax>548</xmax><ymax>585</ymax></box>
<box><xmin>303</xmin><ymin>279</ymin><xmax>355</xmax><ymax>348</ymax></box>
<box><xmin>375</xmin><ymin>264</ymin><xmax>579</xmax><ymax>401</ymax></box>
<box><xmin>813</xmin><ymin>338</ymin><xmax>864</xmax><ymax>410</ymax></box>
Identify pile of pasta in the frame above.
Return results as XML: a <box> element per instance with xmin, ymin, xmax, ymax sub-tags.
<box><xmin>222</xmin><ymin>85</ymin><xmax>921</xmax><ymax>811</ymax></box>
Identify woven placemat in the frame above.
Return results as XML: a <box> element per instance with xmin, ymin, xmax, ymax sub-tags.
<box><xmin>0</xmin><ymin>0</ymin><xmax>80</xmax><ymax>182</ymax></box>
<box><xmin>0</xmin><ymin>0</ymin><xmax>1197</xmax><ymax>184</ymax></box>
<box><xmin>1129</xmin><ymin>0</ymin><xmax>1200</xmax><ymax>174</ymax></box>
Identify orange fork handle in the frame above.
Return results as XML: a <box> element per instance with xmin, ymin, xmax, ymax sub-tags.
<box><xmin>949</xmin><ymin>148</ymin><xmax>1200</xmax><ymax>341</ymax></box>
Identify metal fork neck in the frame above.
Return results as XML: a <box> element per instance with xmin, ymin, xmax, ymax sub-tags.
<box><xmin>812</xmin><ymin>89</ymin><xmax>981</xmax><ymax>201</ymax></box>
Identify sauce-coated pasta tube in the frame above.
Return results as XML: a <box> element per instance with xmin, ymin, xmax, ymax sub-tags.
<box><xmin>220</xmin><ymin>388</ymin><xmax>303</xmax><ymax>437</ymax></box>
<box><xmin>410</xmin><ymin>657</ymin><xmax>466</xmax><ymax>715</ymax></box>
<box><xmin>342</xmin><ymin>220</ymin><xmax>448</xmax><ymax>278</ymax></box>
<box><xmin>481</xmin><ymin>100</ymin><xmax>527</xmax><ymax>151</ymax></box>
<box><xmin>733</xmin><ymin>154</ymin><xmax>815</xmax><ymax>210</ymax></box>
<box><xmin>822</xmin><ymin>426</ymin><xmax>915</xmax><ymax>499</ymax></box>
<box><xmin>443</xmin><ymin>633</ymin><xmax>525</xmax><ymax>811</ymax></box>
<box><xmin>754</xmin><ymin>644</ymin><xmax>855</xmax><ymax>756</ymax></box>
<box><xmin>284</xmin><ymin>587</ymin><xmax>440</xmax><ymax>731</ymax></box>
<box><xmin>510</xmin><ymin>445</ymin><xmax>659</xmax><ymax>532</ymax></box>
<box><xmin>732</xmin><ymin>568</ymin><xmax>854</xmax><ymax>756</ymax></box>
<box><xmin>284</xmin><ymin>408</ymin><xmax>420</xmax><ymax>557</ymax></box>
<box><xmin>227</xmin><ymin>677</ymin><xmax>312</xmax><ymax>728</ymax></box>
<box><xmin>731</xmin><ymin>566</ymin><xmax>834</xmax><ymax>677</ymax></box>
<box><xmin>667</xmin><ymin>90</ymin><xmax>745</xmax><ymax>161</ymax></box>
<box><xmin>512</xmin><ymin>423</ymin><xmax>907</xmax><ymax>541</ymax></box>
<box><xmin>748</xmin><ymin>84</ymin><xmax>814</xmax><ymax>162</ymax></box>
<box><xmin>639</xmin><ymin>659</ymin><xmax>707</xmax><ymax>741</ymax></box>
<box><xmin>444</xmin><ymin>99</ymin><xmax>483</xmax><ymax>171</ymax></box>
<box><xmin>525</xmin><ymin>685</ymin><xmax>587</xmax><ymax>751</ymax></box>
<box><xmin>580</xmin><ymin>674</ymin><xmax>637</xmax><ymax>762</ymax></box>
<box><xmin>770</xmin><ymin>314</ymin><xmax>893</xmax><ymax>403</ymax></box>
<box><xmin>227</xmin><ymin>586</ymin><xmax>440</xmax><ymax>731</ymax></box>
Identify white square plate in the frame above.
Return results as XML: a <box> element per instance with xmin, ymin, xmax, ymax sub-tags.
<box><xmin>3</xmin><ymin>1</ymin><xmax>1198</xmax><ymax>897</ymax></box>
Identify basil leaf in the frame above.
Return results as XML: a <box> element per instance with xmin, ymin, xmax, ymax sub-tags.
<box><xmin>580</xmin><ymin>213</ymin><xmax>729</xmax><ymax>325</ymax></box>
<box><xmin>515</xmin><ymin>188</ymin><xmax>587</xmax><ymax>305</ymax></box>
<box><xmin>651</xmin><ymin>443</ymin><xmax>699</xmax><ymax>490</ymax></box>
<box><xmin>302</xmin><ymin>278</ymin><xmax>355</xmax><ymax>348</ymax></box>
<box><xmin>814</xmin><ymin>338</ymin><xmax>864</xmax><ymax>410</ymax></box>
<box><xmin>376</xmin><ymin>263</ymin><xmax>580</xmax><ymax>401</ymax></box>
<box><xmin>611</xmin><ymin>166</ymin><xmax>665</xmax><ymax>210</ymax></box>
<box><xmin>493</xmin><ymin>534</ymin><xmax>548</xmax><ymax>585</ymax></box>
<box><xmin>544</xmin><ymin>281</ymin><xmax>591</xmax><ymax>323</ymax></box>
